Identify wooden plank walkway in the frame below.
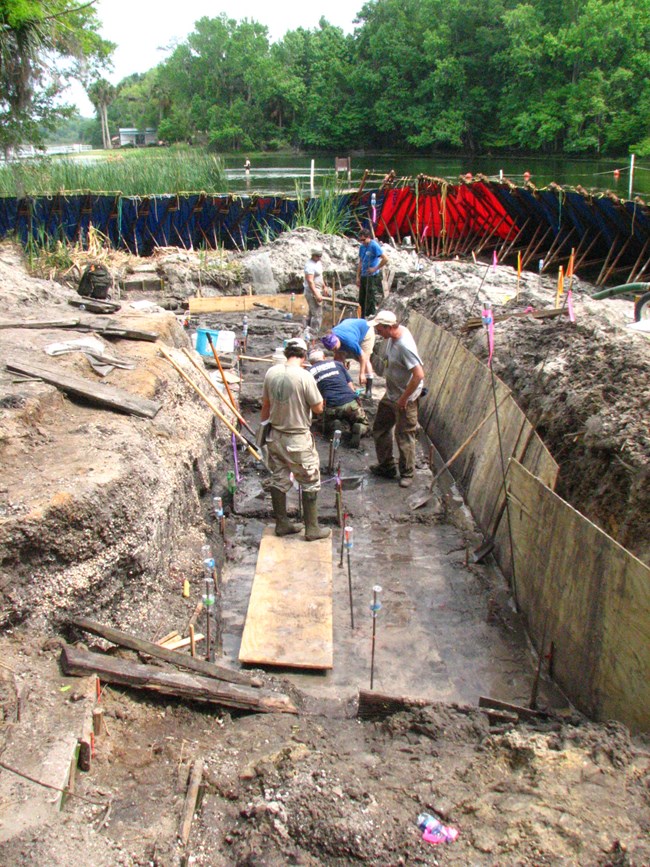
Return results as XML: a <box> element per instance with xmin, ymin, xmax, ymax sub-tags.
<box><xmin>239</xmin><ymin>527</ymin><xmax>333</xmax><ymax>670</ymax></box>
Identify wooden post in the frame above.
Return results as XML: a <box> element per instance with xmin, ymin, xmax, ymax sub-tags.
<box><xmin>179</xmin><ymin>758</ymin><xmax>204</xmax><ymax>846</ymax></box>
<box><xmin>92</xmin><ymin>707</ymin><xmax>104</xmax><ymax>736</ymax></box>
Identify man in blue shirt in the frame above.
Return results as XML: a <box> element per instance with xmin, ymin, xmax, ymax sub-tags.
<box><xmin>321</xmin><ymin>317</ymin><xmax>375</xmax><ymax>388</ymax></box>
<box><xmin>357</xmin><ymin>228</ymin><xmax>388</xmax><ymax>318</ymax></box>
<box><xmin>308</xmin><ymin>349</ymin><xmax>369</xmax><ymax>447</ymax></box>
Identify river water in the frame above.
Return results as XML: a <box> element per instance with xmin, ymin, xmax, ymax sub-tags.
<box><xmin>223</xmin><ymin>152</ymin><xmax>650</xmax><ymax>198</ymax></box>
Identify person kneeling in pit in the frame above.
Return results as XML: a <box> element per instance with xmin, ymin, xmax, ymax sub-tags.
<box><xmin>260</xmin><ymin>338</ymin><xmax>331</xmax><ymax>541</ymax></box>
<box><xmin>308</xmin><ymin>348</ymin><xmax>369</xmax><ymax>448</ymax></box>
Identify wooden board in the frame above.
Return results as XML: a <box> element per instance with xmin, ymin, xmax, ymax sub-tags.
<box><xmin>189</xmin><ymin>294</ymin><xmax>309</xmax><ymax>315</ymax></box>
<box><xmin>239</xmin><ymin>527</ymin><xmax>333</xmax><ymax>669</ymax></box>
<box><xmin>6</xmin><ymin>359</ymin><xmax>162</xmax><ymax>418</ymax></box>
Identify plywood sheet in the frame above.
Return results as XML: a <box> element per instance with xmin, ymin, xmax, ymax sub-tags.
<box><xmin>507</xmin><ymin>460</ymin><xmax>650</xmax><ymax>733</ymax></box>
<box><xmin>408</xmin><ymin>311</ymin><xmax>557</xmax><ymax>557</ymax></box>
<box><xmin>239</xmin><ymin>527</ymin><xmax>333</xmax><ymax>669</ymax></box>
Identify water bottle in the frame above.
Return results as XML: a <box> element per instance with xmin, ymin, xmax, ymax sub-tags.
<box><xmin>417</xmin><ymin>813</ymin><xmax>459</xmax><ymax>845</ymax></box>
<box><xmin>303</xmin><ymin>325</ymin><xmax>312</xmax><ymax>344</ymax></box>
<box><xmin>242</xmin><ymin>315</ymin><xmax>249</xmax><ymax>338</ymax></box>
<box><xmin>364</xmin><ymin>375</ymin><xmax>373</xmax><ymax>399</ymax></box>
<box><xmin>371</xmin><ymin>192</ymin><xmax>376</xmax><ymax>208</ymax></box>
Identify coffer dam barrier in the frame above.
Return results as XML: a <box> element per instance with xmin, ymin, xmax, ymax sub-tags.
<box><xmin>406</xmin><ymin>312</ymin><xmax>650</xmax><ymax>733</ymax></box>
<box><xmin>3</xmin><ymin>176</ymin><xmax>650</xmax><ymax>285</ymax></box>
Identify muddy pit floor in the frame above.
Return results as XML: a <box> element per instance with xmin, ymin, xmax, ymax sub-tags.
<box><xmin>0</xmin><ymin>308</ymin><xmax>649</xmax><ymax>866</ymax></box>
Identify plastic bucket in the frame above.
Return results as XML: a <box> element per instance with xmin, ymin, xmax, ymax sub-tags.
<box><xmin>195</xmin><ymin>328</ymin><xmax>235</xmax><ymax>356</ymax></box>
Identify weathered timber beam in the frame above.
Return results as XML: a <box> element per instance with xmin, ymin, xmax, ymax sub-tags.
<box><xmin>6</xmin><ymin>360</ymin><xmax>161</xmax><ymax>418</ymax></box>
<box><xmin>461</xmin><ymin>307</ymin><xmax>569</xmax><ymax>331</ymax></box>
<box><xmin>478</xmin><ymin>695</ymin><xmax>549</xmax><ymax>720</ymax></box>
<box><xmin>61</xmin><ymin>644</ymin><xmax>297</xmax><ymax>714</ymax></box>
<box><xmin>69</xmin><ymin>616</ymin><xmax>258</xmax><ymax>687</ymax></box>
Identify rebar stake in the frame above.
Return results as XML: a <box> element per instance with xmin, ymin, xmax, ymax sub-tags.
<box><xmin>339</xmin><ymin>511</ymin><xmax>348</xmax><ymax>568</ymax></box>
<box><xmin>328</xmin><ymin>429</ymin><xmax>341</xmax><ymax>474</ymax></box>
<box><xmin>202</xmin><ymin>546</ymin><xmax>216</xmax><ymax>662</ymax></box>
<box><xmin>213</xmin><ymin>563</ymin><xmax>223</xmax><ymax>657</ymax></box>
<box><xmin>214</xmin><ymin>496</ymin><xmax>225</xmax><ymax>537</ymax></box>
<box><xmin>370</xmin><ymin>585</ymin><xmax>382</xmax><ymax>690</ymax></box>
<box><xmin>335</xmin><ymin>465</ymin><xmax>343</xmax><ymax>527</ymax></box>
<box><xmin>203</xmin><ymin>577</ymin><xmax>213</xmax><ymax>662</ymax></box>
<box><xmin>344</xmin><ymin>526</ymin><xmax>354</xmax><ymax>628</ymax></box>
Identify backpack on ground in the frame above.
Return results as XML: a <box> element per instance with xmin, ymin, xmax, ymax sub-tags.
<box><xmin>78</xmin><ymin>263</ymin><xmax>112</xmax><ymax>300</ymax></box>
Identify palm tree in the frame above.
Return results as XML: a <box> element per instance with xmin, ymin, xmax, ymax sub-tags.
<box><xmin>87</xmin><ymin>78</ymin><xmax>115</xmax><ymax>149</ymax></box>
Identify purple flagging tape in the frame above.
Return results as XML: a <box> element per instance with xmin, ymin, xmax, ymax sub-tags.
<box><xmin>567</xmin><ymin>288</ymin><xmax>576</xmax><ymax>322</ymax></box>
<box><xmin>232</xmin><ymin>432</ymin><xmax>241</xmax><ymax>482</ymax></box>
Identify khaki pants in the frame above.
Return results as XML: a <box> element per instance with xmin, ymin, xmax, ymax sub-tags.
<box><xmin>267</xmin><ymin>430</ymin><xmax>321</xmax><ymax>493</ymax></box>
<box><xmin>372</xmin><ymin>396</ymin><xmax>418</xmax><ymax>477</ymax></box>
<box><xmin>304</xmin><ymin>288</ymin><xmax>323</xmax><ymax>334</ymax></box>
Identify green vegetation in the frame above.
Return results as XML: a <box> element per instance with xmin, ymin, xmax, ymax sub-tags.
<box><xmin>290</xmin><ymin>179</ymin><xmax>356</xmax><ymax>235</ymax></box>
<box><xmin>0</xmin><ymin>1</ymin><xmax>113</xmax><ymax>155</ymax></box>
<box><xmin>5</xmin><ymin>0</ymin><xmax>650</xmax><ymax>163</ymax></box>
<box><xmin>0</xmin><ymin>147</ymin><xmax>226</xmax><ymax>196</ymax></box>
<box><xmin>101</xmin><ymin>1</ymin><xmax>650</xmax><ymax>157</ymax></box>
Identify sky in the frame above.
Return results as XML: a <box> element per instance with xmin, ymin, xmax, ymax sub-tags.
<box><xmin>67</xmin><ymin>0</ymin><xmax>361</xmax><ymax>116</ymax></box>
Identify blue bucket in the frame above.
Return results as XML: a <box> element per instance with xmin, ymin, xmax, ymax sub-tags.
<box><xmin>195</xmin><ymin>328</ymin><xmax>219</xmax><ymax>357</ymax></box>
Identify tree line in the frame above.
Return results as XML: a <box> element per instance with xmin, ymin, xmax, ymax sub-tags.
<box><xmin>4</xmin><ymin>0</ymin><xmax>650</xmax><ymax>157</ymax></box>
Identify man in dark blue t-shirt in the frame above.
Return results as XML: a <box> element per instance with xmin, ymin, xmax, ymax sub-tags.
<box><xmin>308</xmin><ymin>349</ymin><xmax>369</xmax><ymax>447</ymax></box>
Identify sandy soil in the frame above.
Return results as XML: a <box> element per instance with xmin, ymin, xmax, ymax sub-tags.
<box><xmin>0</xmin><ymin>235</ymin><xmax>648</xmax><ymax>865</ymax></box>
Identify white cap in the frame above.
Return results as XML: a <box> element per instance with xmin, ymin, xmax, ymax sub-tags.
<box><xmin>367</xmin><ymin>310</ymin><xmax>397</xmax><ymax>327</ymax></box>
<box><xmin>285</xmin><ymin>337</ymin><xmax>308</xmax><ymax>352</ymax></box>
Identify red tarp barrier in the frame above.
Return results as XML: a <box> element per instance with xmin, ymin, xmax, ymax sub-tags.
<box><xmin>376</xmin><ymin>181</ymin><xmax>515</xmax><ymax>242</ymax></box>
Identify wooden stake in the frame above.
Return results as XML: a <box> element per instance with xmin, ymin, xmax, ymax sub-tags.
<box><xmin>179</xmin><ymin>758</ymin><xmax>204</xmax><ymax>846</ymax></box>
<box><xmin>159</xmin><ymin>346</ymin><xmax>262</xmax><ymax>462</ymax></box>
<box><xmin>189</xmin><ymin>625</ymin><xmax>196</xmax><ymax>658</ymax></box>
<box><xmin>181</xmin><ymin>348</ymin><xmax>253</xmax><ymax>435</ymax></box>
<box><xmin>92</xmin><ymin>708</ymin><xmax>105</xmax><ymax>736</ymax></box>
<box><xmin>206</xmin><ymin>333</ymin><xmax>238</xmax><ymax>410</ymax></box>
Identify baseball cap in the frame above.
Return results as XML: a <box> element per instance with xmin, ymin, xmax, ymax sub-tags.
<box><xmin>321</xmin><ymin>333</ymin><xmax>339</xmax><ymax>350</ymax></box>
<box><xmin>367</xmin><ymin>310</ymin><xmax>397</xmax><ymax>327</ymax></box>
<box><xmin>285</xmin><ymin>337</ymin><xmax>308</xmax><ymax>352</ymax></box>
<box><xmin>311</xmin><ymin>245</ymin><xmax>323</xmax><ymax>256</ymax></box>
<box><xmin>308</xmin><ymin>349</ymin><xmax>324</xmax><ymax>362</ymax></box>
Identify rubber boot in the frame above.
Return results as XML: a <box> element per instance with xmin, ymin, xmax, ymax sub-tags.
<box><xmin>270</xmin><ymin>487</ymin><xmax>303</xmax><ymax>537</ymax></box>
<box><xmin>302</xmin><ymin>491</ymin><xmax>331</xmax><ymax>542</ymax></box>
<box><xmin>349</xmin><ymin>422</ymin><xmax>369</xmax><ymax>448</ymax></box>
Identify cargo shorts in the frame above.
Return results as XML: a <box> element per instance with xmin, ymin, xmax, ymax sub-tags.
<box><xmin>266</xmin><ymin>429</ymin><xmax>321</xmax><ymax>493</ymax></box>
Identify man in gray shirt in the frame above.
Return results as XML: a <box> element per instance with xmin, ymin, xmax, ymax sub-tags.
<box><xmin>367</xmin><ymin>310</ymin><xmax>424</xmax><ymax>488</ymax></box>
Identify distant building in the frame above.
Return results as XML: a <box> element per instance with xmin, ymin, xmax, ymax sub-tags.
<box><xmin>118</xmin><ymin>128</ymin><xmax>158</xmax><ymax>147</ymax></box>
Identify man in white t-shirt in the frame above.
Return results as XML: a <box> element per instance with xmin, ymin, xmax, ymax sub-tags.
<box><xmin>303</xmin><ymin>246</ymin><xmax>329</xmax><ymax>335</ymax></box>
<box><xmin>367</xmin><ymin>310</ymin><xmax>424</xmax><ymax>489</ymax></box>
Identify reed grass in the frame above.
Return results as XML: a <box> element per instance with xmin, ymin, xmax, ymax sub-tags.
<box><xmin>284</xmin><ymin>177</ymin><xmax>355</xmax><ymax>236</ymax></box>
<box><xmin>0</xmin><ymin>146</ymin><xmax>226</xmax><ymax>197</ymax></box>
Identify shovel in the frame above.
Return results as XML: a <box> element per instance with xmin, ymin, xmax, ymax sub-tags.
<box><xmin>411</xmin><ymin>394</ymin><xmax>510</xmax><ymax>510</ymax></box>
